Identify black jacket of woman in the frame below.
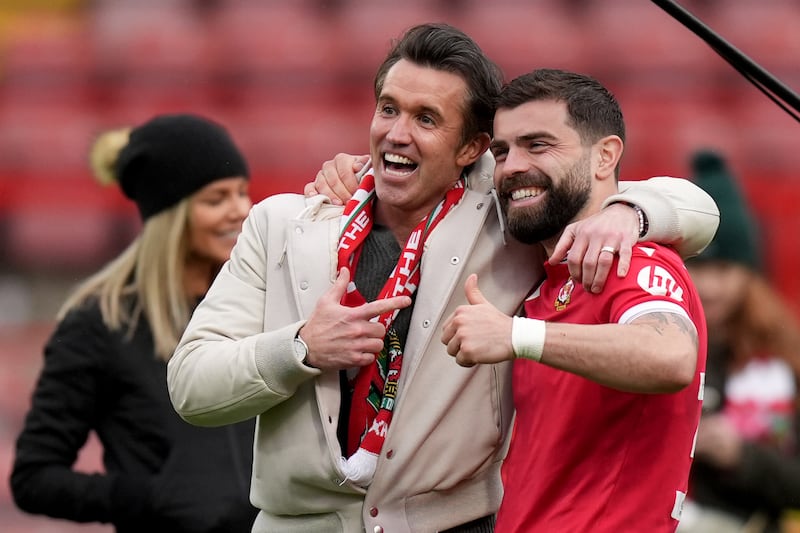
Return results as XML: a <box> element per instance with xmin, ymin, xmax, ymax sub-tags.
<box><xmin>11</xmin><ymin>299</ymin><xmax>257</xmax><ymax>533</ymax></box>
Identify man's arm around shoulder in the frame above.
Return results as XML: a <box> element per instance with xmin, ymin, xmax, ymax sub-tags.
<box><xmin>611</xmin><ymin>176</ymin><xmax>720</xmax><ymax>258</ymax></box>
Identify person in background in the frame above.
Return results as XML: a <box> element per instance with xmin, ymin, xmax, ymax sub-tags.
<box><xmin>678</xmin><ymin>150</ymin><xmax>800</xmax><ymax>533</ymax></box>
<box><xmin>168</xmin><ymin>24</ymin><xmax>718</xmax><ymax>533</ymax></box>
<box><xmin>10</xmin><ymin>114</ymin><xmax>258</xmax><ymax>533</ymax></box>
<box><xmin>441</xmin><ymin>68</ymin><xmax>707</xmax><ymax>533</ymax></box>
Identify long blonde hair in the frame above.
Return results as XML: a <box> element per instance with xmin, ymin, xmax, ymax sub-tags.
<box><xmin>58</xmin><ymin>200</ymin><xmax>193</xmax><ymax>361</ymax></box>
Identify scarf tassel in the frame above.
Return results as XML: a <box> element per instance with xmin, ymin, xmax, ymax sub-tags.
<box><xmin>340</xmin><ymin>449</ymin><xmax>379</xmax><ymax>486</ymax></box>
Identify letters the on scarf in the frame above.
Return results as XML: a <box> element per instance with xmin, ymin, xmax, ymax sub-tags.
<box><xmin>337</xmin><ymin>169</ymin><xmax>465</xmax><ymax>486</ymax></box>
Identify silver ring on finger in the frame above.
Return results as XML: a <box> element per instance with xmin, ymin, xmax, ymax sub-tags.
<box><xmin>600</xmin><ymin>245</ymin><xmax>617</xmax><ymax>255</ymax></box>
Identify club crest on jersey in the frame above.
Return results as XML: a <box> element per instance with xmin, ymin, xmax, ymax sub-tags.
<box><xmin>555</xmin><ymin>278</ymin><xmax>575</xmax><ymax>311</ymax></box>
<box><xmin>637</xmin><ymin>265</ymin><xmax>684</xmax><ymax>302</ymax></box>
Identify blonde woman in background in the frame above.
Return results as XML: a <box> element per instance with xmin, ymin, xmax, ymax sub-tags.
<box><xmin>680</xmin><ymin>150</ymin><xmax>800</xmax><ymax>533</ymax></box>
<box><xmin>10</xmin><ymin>114</ymin><xmax>257</xmax><ymax>533</ymax></box>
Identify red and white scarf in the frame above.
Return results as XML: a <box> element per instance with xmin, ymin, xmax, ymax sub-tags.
<box><xmin>337</xmin><ymin>169</ymin><xmax>465</xmax><ymax>486</ymax></box>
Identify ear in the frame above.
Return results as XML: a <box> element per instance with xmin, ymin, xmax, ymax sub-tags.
<box><xmin>594</xmin><ymin>135</ymin><xmax>624</xmax><ymax>181</ymax></box>
<box><xmin>456</xmin><ymin>132</ymin><xmax>491</xmax><ymax>168</ymax></box>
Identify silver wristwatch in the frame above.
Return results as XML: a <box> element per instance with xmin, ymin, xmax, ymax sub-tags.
<box><xmin>293</xmin><ymin>334</ymin><xmax>309</xmax><ymax>363</ymax></box>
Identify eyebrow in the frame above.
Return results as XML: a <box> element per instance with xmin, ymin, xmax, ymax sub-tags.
<box><xmin>489</xmin><ymin>139</ymin><xmax>507</xmax><ymax>151</ymax></box>
<box><xmin>491</xmin><ymin>131</ymin><xmax>558</xmax><ymax>149</ymax></box>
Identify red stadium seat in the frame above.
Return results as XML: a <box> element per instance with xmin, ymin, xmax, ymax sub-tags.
<box><xmin>1</xmin><ymin>16</ymin><xmax>93</xmax><ymax>87</ymax></box>
<box><xmin>616</xmin><ymin>91</ymin><xmax>743</xmax><ymax>179</ymax></box>
<box><xmin>209</xmin><ymin>1</ymin><xmax>341</xmax><ymax>82</ymax></box>
<box><xmin>88</xmin><ymin>1</ymin><xmax>210</xmax><ymax>82</ymax></box>
<box><xmin>454</xmin><ymin>0</ymin><xmax>591</xmax><ymax>77</ymax></box>
<box><xmin>0</xmin><ymin>104</ymin><xmax>101</xmax><ymax>175</ymax></box>
<box><xmin>3</xmin><ymin>183</ymin><xmax>133</xmax><ymax>271</ymax></box>
<box><xmin>329</xmin><ymin>1</ymin><xmax>463</xmax><ymax>79</ymax></box>
<box><xmin>580</xmin><ymin>0</ymin><xmax>724</xmax><ymax>78</ymax></box>
<box><xmin>708</xmin><ymin>0</ymin><xmax>800</xmax><ymax>77</ymax></box>
<box><xmin>225</xmin><ymin>95</ymin><xmax>371</xmax><ymax>194</ymax></box>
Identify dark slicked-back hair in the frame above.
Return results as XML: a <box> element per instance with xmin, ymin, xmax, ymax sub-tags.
<box><xmin>497</xmin><ymin>68</ymin><xmax>626</xmax><ymax>152</ymax></box>
<box><xmin>374</xmin><ymin>23</ymin><xmax>503</xmax><ymax>146</ymax></box>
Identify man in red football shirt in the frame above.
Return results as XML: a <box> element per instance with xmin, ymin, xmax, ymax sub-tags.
<box><xmin>442</xmin><ymin>68</ymin><xmax>708</xmax><ymax>533</ymax></box>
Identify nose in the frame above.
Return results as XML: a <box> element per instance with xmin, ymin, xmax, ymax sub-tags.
<box><xmin>229</xmin><ymin>194</ymin><xmax>252</xmax><ymax>221</ymax></box>
<box><xmin>499</xmin><ymin>146</ymin><xmax>530</xmax><ymax>177</ymax></box>
<box><xmin>385</xmin><ymin>114</ymin><xmax>412</xmax><ymax>145</ymax></box>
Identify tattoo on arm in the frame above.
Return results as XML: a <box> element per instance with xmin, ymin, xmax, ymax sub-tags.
<box><xmin>637</xmin><ymin>312</ymin><xmax>699</xmax><ymax>349</ymax></box>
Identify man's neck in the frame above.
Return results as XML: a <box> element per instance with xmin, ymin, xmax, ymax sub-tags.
<box><xmin>375</xmin><ymin>202</ymin><xmax>435</xmax><ymax>245</ymax></box>
<box><xmin>541</xmin><ymin>235</ymin><xmax>560</xmax><ymax>259</ymax></box>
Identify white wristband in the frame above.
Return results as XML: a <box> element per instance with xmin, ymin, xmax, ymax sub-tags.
<box><xmin>511</xmin><ymin>316</ymin><xmax>546</xmax><ymax>362</ymax></box>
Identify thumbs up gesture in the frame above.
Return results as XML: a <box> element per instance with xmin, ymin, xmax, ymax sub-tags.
<box><xmin>441</xmin><ymin>274</ymin><xmax>514</xmax><ymax>367</ymax></box>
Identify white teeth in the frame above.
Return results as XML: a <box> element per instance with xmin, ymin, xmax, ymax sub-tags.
<box><xmin>384</xmin><ymin>153</ymin><xmax>415</xmax><ymax>165</ymax></box>
<box><xmin>511</xmin><ymin>188</ymin><xmax>543</xmax><ymax>201</ymax></box>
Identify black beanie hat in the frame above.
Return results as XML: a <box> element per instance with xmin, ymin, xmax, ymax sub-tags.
<box><xmin>116</xmin><ymin>114</ymin><xmax>249</xmax><ymax>220</ymax></box>
<box><xmin>689</xmin><ymin>149</ymin><xmax>761</xmax><ymax>271</ymax></box>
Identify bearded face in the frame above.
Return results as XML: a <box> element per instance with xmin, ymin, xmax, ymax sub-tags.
<box><xmin>497</xmin><ymin>153</ymin><xmax>592</xmax><ymax>245</ymax></box>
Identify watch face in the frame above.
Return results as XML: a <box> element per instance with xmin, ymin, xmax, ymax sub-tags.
<box><xmin>293</xmin><ymin>337</ymin><xmax>308</xmax><ymax>359</ymax></box>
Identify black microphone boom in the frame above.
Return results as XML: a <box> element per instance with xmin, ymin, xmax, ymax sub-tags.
<box><xmin>650</xmin><ymin>0</ymin><xmax>800</xmax><ymax>123</ymax></box>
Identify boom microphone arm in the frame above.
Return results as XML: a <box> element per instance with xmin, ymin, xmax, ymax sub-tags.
<box><xmin>650</xmin><ymin>0</ymin><xmax>800</xmax><ymax>123</ymax></box>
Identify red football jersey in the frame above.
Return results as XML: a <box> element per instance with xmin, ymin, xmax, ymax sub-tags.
<box><xmin>497</xmin><ymin>243</ymin><xmax>707</xmax><ymax>533</ymax></box>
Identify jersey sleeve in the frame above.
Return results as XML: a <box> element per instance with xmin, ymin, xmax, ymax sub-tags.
<box><xmin>602</xmin><ymin>243</ymin><xmax>700</xmax><ymax>326</ymax></box>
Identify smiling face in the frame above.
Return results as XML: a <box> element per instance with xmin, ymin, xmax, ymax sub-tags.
<box><xmin>187</xmin><ymin>176</ymin><xmax>251</xmax><ymax>265</ymax></box>
<box><xmin>369</xmin><ymin>59</ymin><xmax>487</xmax><ymax>235</ymax></box>
<box><xmin>491</xmin><ymin>99</ymin><xmax>593</xmax><ymax>246</ymax></box>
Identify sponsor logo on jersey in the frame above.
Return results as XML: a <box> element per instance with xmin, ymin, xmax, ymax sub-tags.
<box><xmin>636</xmin><ymin>265</ymin><xmax>684</xmax><ymax>302</ymax></box>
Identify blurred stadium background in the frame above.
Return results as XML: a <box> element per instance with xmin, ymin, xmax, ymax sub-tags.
<box><xmin>0</xmin><ymin>0</ymin><xmax>797</xmax><ymax>530</ymax></box>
